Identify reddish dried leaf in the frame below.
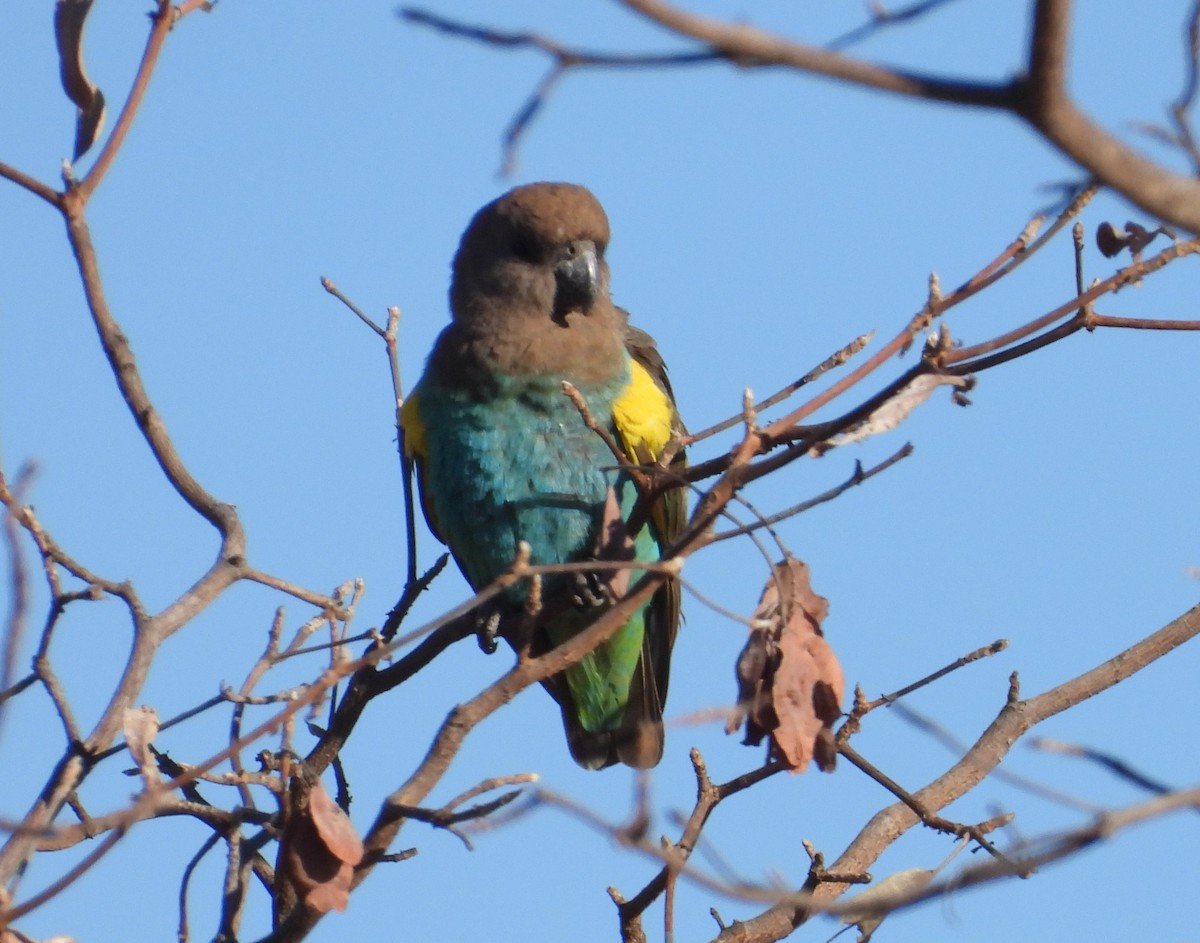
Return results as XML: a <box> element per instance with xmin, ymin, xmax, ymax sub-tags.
<box><xmin>309</xmin><ymin>778</ymin><xmax>363</xmax><ymax>866</ymax></box>
<box><xmin>280</xmin><ymin>779</ymin><xmax>363</xmax><ymax>915</ymax></box>
<box><xmin>302</xmin><ymin>861</ymin><xmax>354</xmax><ymax>914</ymax></box>
<box><xmin>731</xmin><ymin>558</ymin><xmax>844</xmax><ymax>773</ymax></box>
<box><xmin>728</xmin><ymin>624</ymin><xmax>773</xmax><ymax>736</ymax></box>
<box><xmin>764</xmin><ymin>557</ymin><xmax>829</xmax><ymax>628</ymax></box>
<box><xmin>773</xmin><ymin>614</ymin><xmax>844</xmax><ymax>772</ymax></box>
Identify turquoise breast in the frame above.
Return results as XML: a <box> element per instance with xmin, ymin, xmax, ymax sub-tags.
<box><xmin>416</xmin><ymin>364</ymin><xmax>631</xmax><ymax>594</ymax></box>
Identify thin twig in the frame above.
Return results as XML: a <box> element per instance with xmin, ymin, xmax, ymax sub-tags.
<box><xmin>950</xmin><ymin>238</ymin><xmax>1200</xmax><ymax>362</ymax></box>
<box><xmin>820</xmin><ymin>786</ymin><xmax>1200</xmax><ymax>924</ymax></box>
<box><xmin>401</xmin><ymin>7</ymin><xmax>720</xmax><ymax>174</ymax></box>
<box><xmin>684</xmin><ymin>332</ymin><xmax>874</xmax><ymax>447</ymax></box>
<box><xmin>0</xmin><ymin>464</ymin><xmax>36</xmax><ymax>740</ymax></box>
<box><xmin>711</xmin><ymin>444</ymin><xmax>913</xmax><ymax>543</ymax></box>
<box><xmin>1085</xmin><ymin>313</ymin><xmax>1200</xmax><ymax>329</ymax></box>
<box><xmin>321</xmin><ymin>276</ymin><xmax>385</xmax><ymax>338</ymax></box>
<box><xmin>887</xmin><ymin>701</ymin><xmax>1102</xmax><ymax>812</ymax></box>
<box><xmin>0</xmin><ymin>161</ymin><xmax>60</xmax><ymax>206</ymax></box>
<box><xmin>1171</xmin><ymin>0</ymin><xmax>1200</xmax><ymax>173</ymax></box>
<box><xmin>827</xmin><ymin>0</ymin><xmax>965</xmax><ymax>51</ymax></box>
<box><xmin>865</xmin><ymin>639</ymin><xmax>1009</xmax><ymax>712</ymax></box>
<box><xmin>1030</xmin><ymin>737</ymin><xmax>1182</xmax><ymax>798</ymax></box>
<box><xmin>76</xmin><ymin>1</ymin><xmax>174</xmax><ymax>202</ymax></box>
<box><xmin>177</xmin><ymin>832</ymin><xmax>220</xmax><ymax>943</ymax></box>
<box><xmin>837</xmin><ymin>743</ymin><xmax>1013</xmax><ymax>862</ymax></box>
<box><xmin>384</xmin><ymin>306</ymin><xmax>420</xmax><ymax>588</ymax></box>
<box><xmin>725</xmin><ymin>602</ymin><xmax>1200</xmax><ymax>941</ymax></box>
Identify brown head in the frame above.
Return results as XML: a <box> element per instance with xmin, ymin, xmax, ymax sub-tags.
<box><xmin>443</xmin><ymin>182</ymin><xmax>625</xmax><ymax>380</ymax></box>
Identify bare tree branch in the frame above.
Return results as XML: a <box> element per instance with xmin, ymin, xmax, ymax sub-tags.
<box><xmin>715</xmin><ymin>602</ymin><xmax>1200</xmax><ymax>941</ymax></box>
<box><xmin>415</xmin><ymin>2</ymin><xmax>1200</xmax><ymax>230</ymax></box>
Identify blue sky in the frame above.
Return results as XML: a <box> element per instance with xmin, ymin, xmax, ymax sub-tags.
<box><xmin>2</xmin><ymin>2</ymin><xmax>1198</xmax><ymax>942</ymax></box>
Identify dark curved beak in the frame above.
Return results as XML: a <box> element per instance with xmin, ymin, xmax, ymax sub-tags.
<box><xmin>553</xmin><ymin>240</ymin><xmax>600</xmax><ymax>315</ymax></box>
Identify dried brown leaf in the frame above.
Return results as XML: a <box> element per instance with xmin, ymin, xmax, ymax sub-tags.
<box><xmin>773</xmin><ymin>612</ymin><xmax>843</xmax><ymax>772</ymax></box>
<box><xmin>54</xmin><ymin>0</ymin><xmax>106</xmax><ymax>161</ymax></box>
<box><xmin>280</xmin><ymin>779</ymin><xmax>363</xmax><ymax>914</ymax></box>
<box><xmin>731</xmin><ymin>558</ymin><xmax>844</xmax><ymax>773</ymax></box>
<box><xmin>302</xmin><ymin>870</ymin><xmax>353</xmax><ymax>915</ymax></box>
<box><xmin>832</xmin><ymin>374</ymin><xmax>969</xmax><ymax>448</ymax></box>
<box><xmin>309</xmin><ymin>777</ymin><xmax>364</xmax><ymax>866</ymax></box>
<box><xmin>727</xmin><ymin>624</ymin><xmax>772</xmax><ymax>736</ymax></box>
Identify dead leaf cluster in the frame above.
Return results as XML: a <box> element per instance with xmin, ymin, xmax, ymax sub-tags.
<box><xmin>729</xmin><ymin>558</ymin><xmax>845</xmax><ymax>773</ymax></box>
<box><xmin>279</xmin><ymin>780</ymin><xmax>364</xmax><ymax>915</ymax></box>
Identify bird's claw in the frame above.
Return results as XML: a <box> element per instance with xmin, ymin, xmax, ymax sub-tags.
<box><xmin>475</xmin><ymin>608</ymin><xmax>502</xmax><ymax>654</ymax></box>
<box><xmin>570</xmin><ymin>568</ymin><xmax>614</xmax><ymax>610</ymax></box>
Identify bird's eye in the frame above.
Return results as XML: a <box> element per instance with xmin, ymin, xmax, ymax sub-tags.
<box><xmin>512</xmin><ymin>232</ymin><xmax>540</xmax><ymax>263</ymax></box>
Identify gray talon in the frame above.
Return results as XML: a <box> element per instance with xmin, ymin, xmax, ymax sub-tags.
<box><xmin>475</xmin><ymin>608</ymin><xmax>503</xmax><ymax>654</ymax></box>
<box><xmin>571</xmin><ymin>569</ymin><xmax>613</xmax><ymax>609</ymax></box>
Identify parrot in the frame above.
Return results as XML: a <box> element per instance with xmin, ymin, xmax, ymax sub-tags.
<box><xmin>399</xmin><ymin>182</ymin><xmax>686</xmax><ymax>769</ymax></box>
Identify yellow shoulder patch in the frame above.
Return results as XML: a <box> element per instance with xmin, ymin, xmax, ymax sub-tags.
<box><xmin>613</xmin><ymin>359</ymin><xmax>674</xmax><ymax>463</ymax></box>
<box><xmin>399</xmin><ymin>387</ymin><xmax>444</xmax><ymax>541</ymax></box>
<box><xmin>399</xmin><ymin>388</ymin><xmax>426</xmax><ymax>459</ymax></box>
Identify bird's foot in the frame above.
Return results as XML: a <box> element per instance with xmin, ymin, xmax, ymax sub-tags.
<box><xmin>570</xmin><ymin>568</ymin><xmax>615</xmax><ymax>610</ymax></box>
<box><xmin>475</xmin><ymin>609</ymin><xmax>501</xmax><ymax>654</ymax></box>
<box><xmin>473</xmin><ymin>597</ymin><xmax>518</xmax><ymax>654</ymax></box>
